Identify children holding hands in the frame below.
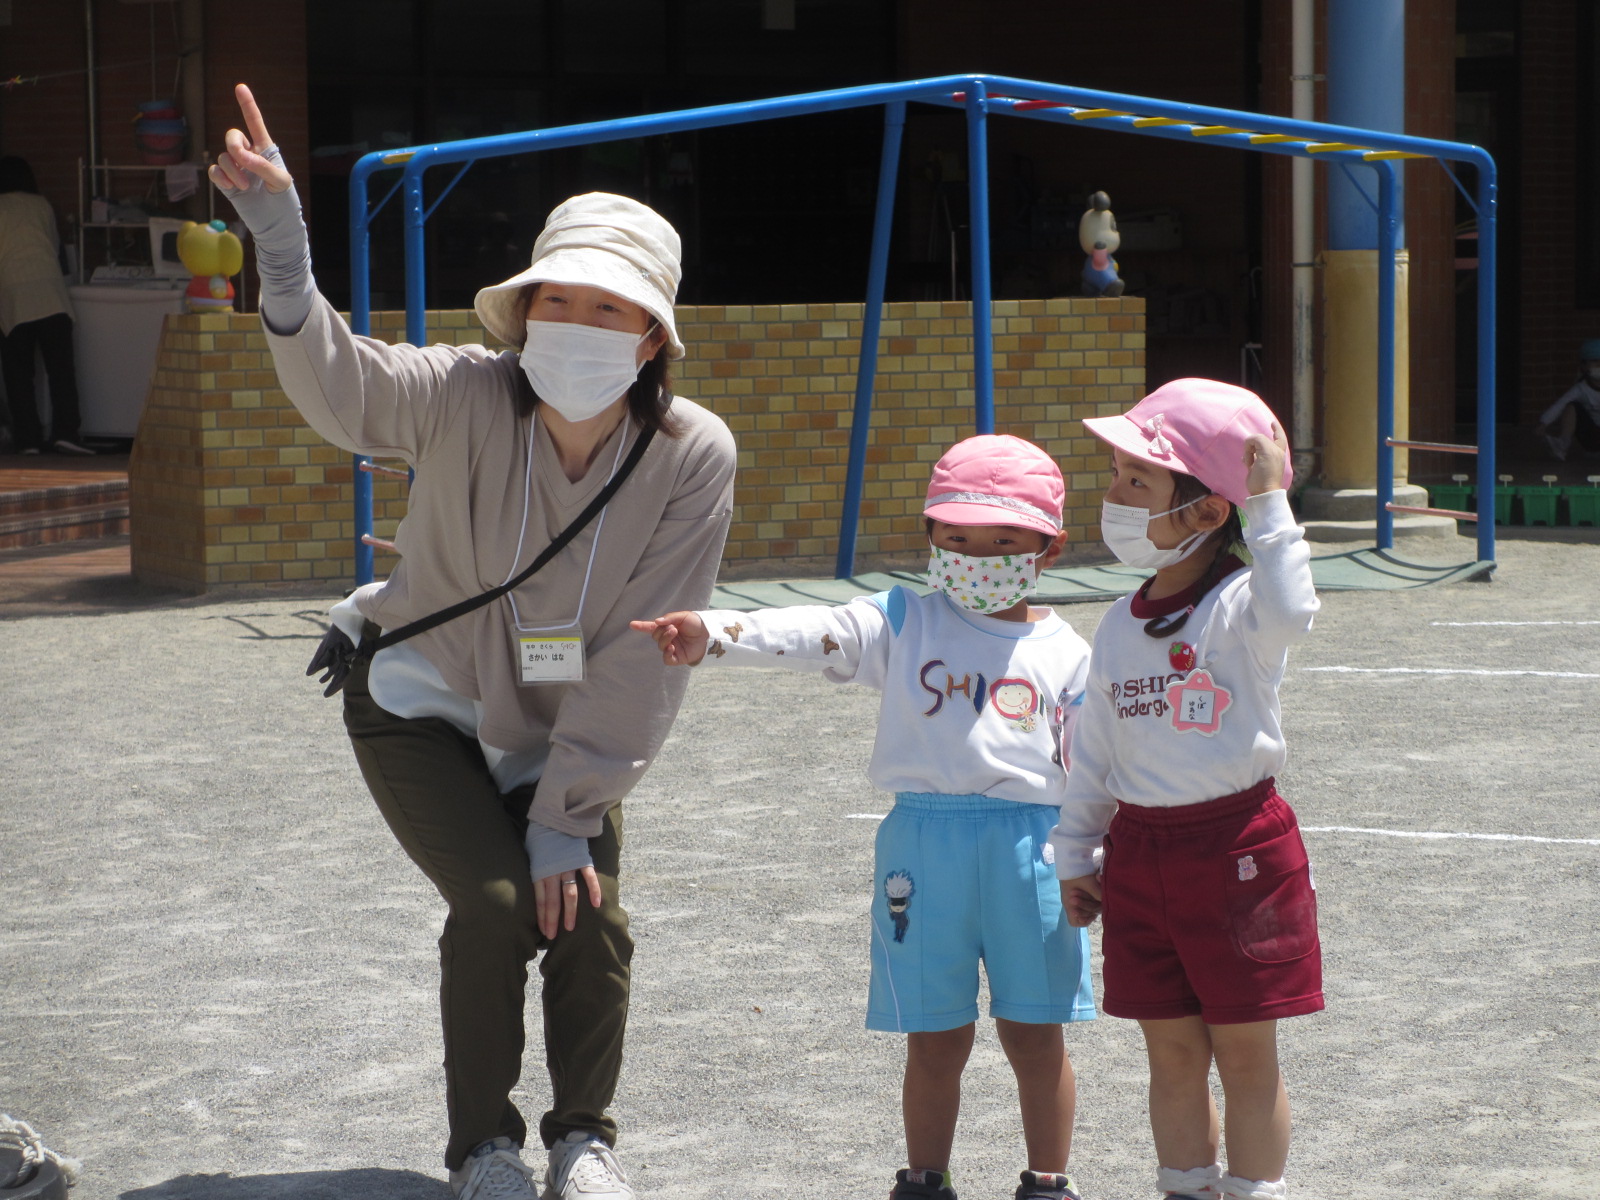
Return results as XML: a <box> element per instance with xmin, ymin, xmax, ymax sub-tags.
<box><xmin>635</xmin><ymin>435</ymin><xmax>1095</xmax><ymax>1200</ymax></box>
<box><xmin>636</xmin><ymin>379</ymin><xmax>1320</xmax><ymax>1200</ymax></box>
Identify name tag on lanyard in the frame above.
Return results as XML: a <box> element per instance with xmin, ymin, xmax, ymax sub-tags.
<box><xmin>515</xmin><ymin>632</ymin><xmax>585</xmax><ymax>684</ymax></box>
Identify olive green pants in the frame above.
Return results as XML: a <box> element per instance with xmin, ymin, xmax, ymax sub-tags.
<box><xmin>341</xmin><ymin>653</ymin><xmax>632</xmax><ymax>1171</ymax></box>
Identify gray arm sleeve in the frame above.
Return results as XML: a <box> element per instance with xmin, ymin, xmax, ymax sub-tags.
<box><xmin>213</xmin><ymin>144</ymin><xmax>315</xmax><ymax>335</ymax></box>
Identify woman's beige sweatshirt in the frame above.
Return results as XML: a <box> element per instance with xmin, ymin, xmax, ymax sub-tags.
<box><xmin>265</xmin><ymin>295</ymin><xmax>736</xmax><ymax>839</ymax></box>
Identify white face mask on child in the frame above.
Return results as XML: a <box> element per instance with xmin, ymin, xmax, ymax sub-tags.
<box><xmin>926</xmin><ymin>544</ymin><xmax>1039</xmax><ymax>614</ymax></box>
<box><xmin>1100</xmin><ymin>498</ymin><xmax>1209</xmax><ymax>570</ymax></box>
<box><xmin>521</xmin><ymin>320</ymin><xmax>649</xmax><ymax>422</ymax></box>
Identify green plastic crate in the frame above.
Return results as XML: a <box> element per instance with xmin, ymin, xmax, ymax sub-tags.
<box><xmin>1494</xmin><ymin>487</ymin><xmax>1518</xmax><ymax>525</ymax></box>
<box><xmin>1427</xmin><ymin>482</ymin><xmax>1473</xmax><ymax>514</ymax></box>
<box><xmin>1565</xmin><ymin>486</ymin><xmax>1600</xmax><ymax>527</ymax></box>
<box><xmin>1518</xmin><ymin>484</ymin><xmax>1563</xmax><ymax>526</ymax></box>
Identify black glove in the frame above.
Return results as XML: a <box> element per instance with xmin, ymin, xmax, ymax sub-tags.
<box><xmin>305</xmin><ymin>624</ymin><xmax>366</xmax><ymax>697</ymax></box>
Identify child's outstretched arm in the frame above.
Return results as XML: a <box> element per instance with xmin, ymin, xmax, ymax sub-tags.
<box><xmin>630</xmin><ymin>610</ymin><xmax>709</xmax><ymax>666</ymax></box>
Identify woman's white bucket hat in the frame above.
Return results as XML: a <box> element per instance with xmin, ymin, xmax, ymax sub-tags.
<box><xmin>474</xmin><ymin>191</ymin><xmax>684</xmax><ymax>359</ymax></box>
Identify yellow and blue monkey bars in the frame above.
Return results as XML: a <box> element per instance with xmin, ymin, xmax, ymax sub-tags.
<box><xmin>347</xmin><ymin>73</ymin><xmax>1497</xmax><ymax>584</ymax></box>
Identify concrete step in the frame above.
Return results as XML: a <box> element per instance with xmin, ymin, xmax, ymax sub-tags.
<box><xmin>1300</xmin><ymin>512</ymin><xmax>1463</xmax><ymax>543</ymax></box>
<box><xmin>1296</xmin><ymin>482</ymin><xmax>1462</xmax><ymax>544</ymax></box>
<box><xmin>0</xmin><ymin>479</ymin><xmax>131</xmax><ymax>550</ymax></box>
<box><xmin>0</xmin><ymin>478</ymin><xmax>127</xmax><ymax>520</ymax></box>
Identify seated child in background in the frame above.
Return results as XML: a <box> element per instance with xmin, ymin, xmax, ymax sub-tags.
<box><xmin>633</xmin><ymin>435</ymin><xmax>1096</xmax><ymax>1200</ymax></box>
<box><xmin>1052</xmin><ymin>379</ymin><xmax>1321</xmax><ymax>1200</ymax></box>
<box><xmin>1537</xmin><ymin>338</ymin><xmax>1600</xmax><ymax>461</ymax></box>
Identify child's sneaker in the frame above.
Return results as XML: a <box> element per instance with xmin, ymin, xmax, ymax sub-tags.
<box><xmin>1014</xmin><ymin>1170</ymin><xmax>1081</xmax><ymax>1200</ymax></box>
<box><xmin>890</xmin><ymin>1167</ymin><xmax>958</xmax><ymax>1199</ymax></box>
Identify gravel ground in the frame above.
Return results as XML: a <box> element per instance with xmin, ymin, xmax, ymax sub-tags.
<box><xmin>2</xmin><ymin>528</ymin><xmax>1596</xmax><ymax>1200</ymax></box>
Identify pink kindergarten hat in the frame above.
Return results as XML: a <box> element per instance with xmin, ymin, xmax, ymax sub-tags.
<box><xmin>1083</xmin><ymin>378</ymin><xmax>1291</xmax><ymax>507</ymax></box>
<box><xmin>923</xmin><ymin>434</ymin><xmax>1064</xmax><ymax>537</ymax></box>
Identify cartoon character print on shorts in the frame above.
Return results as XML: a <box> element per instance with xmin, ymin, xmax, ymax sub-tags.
<box><xmin>989</xmin><ymin>677</ymin><xmax>1040</xmax><ymax>733</ymax></box>
<box><xmin>884</xmin><ymin>869</ymin><xmax>915</xmax><ymax>942</ymax></box>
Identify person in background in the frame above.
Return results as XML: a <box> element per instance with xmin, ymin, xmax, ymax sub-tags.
<box><xmin>210</xmin><ymin>84</ymin><xmax>736</xmax><ymax>1200</ymax></box>
<box><xmin>1535</xmin><ymin>338</ymin><xmax>1600</xmax><ymax>462</ymax></box>
<box><xmin>0</xmin><ymin>156</ymin><xmax>93</xmax><ymax>455</ymax></box>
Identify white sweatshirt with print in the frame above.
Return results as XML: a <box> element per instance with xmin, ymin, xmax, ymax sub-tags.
<box><xmin>1049</xmin><ymin>489</ymin><xmax>1319</xmax><ymax>880</ymax></box>
<box><xmin>696</xmin><ymin>587</ymin><xmax>1091</xmax><ymax>806</ymax></box>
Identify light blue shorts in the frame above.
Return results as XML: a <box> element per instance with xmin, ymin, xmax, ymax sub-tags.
<box><xmin>866</xmin><ymin>792</ymin><xmax>1097</xmax><ymax>1033</ymax></box>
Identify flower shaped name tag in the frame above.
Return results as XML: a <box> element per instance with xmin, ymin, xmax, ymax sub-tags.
<box><xmin>1164</xmin><ymin>668</ymin><xmax>1233</xmax><ymax>736</ymax></box>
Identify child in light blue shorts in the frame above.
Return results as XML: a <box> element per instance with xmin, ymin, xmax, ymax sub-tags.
<box><xmin>634</xmin><ymin>435</ymin><xmax>1096</xmax><ymax>1200</ymax></box>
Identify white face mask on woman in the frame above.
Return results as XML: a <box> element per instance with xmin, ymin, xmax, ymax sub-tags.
<box><xmin>521</xmin><ymin>319</ymin><xmax>649</xmax><ymax>422</ymax></box>
<box><xmin>1100</xmin><ymin>497</ymin><xmax>1209</xmax><ymax>570</ymax></box>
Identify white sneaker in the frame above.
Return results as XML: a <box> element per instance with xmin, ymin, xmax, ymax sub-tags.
<box><xmin>542</xmin><ymin>1130</ymin><xmax>634</xmax><ymax>1199</ymax></box>
<box><xmin>451</xmin><ymin>1137</ymin><xmax>539</xmax><ymax>1200</ymax></box>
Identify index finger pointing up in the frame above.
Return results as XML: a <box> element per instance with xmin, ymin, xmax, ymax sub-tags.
<box><xmin>235</xmin><ymin>82</ymin><xmax>274</xmax><ymax>151</ymax></box>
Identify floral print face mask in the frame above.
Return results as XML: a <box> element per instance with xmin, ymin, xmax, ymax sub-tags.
<box><xmin>926</xmin><ymin>544</ymin><xmax>1038</xmax><ymax>613</ymax></box>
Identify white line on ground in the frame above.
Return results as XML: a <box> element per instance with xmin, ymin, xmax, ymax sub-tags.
<box><xmin>844</xmin><ymin>819</ymin><xmax>1593</xmax><ymax>844</ymax></box>
<box><xmin>1304</xmin><ymin>825</ymin><xmax>1600</xmax><ymax>846</ymax></box>
<box><xmin>1430</xmin><ymin>620</ymin><xmax>1600</xmax><ymax>626</ymax></box>
<box><xmin>846</xmin><ymin>814</ymin><xmax>1600</xmax><ymax>846</ymax></box>
<box><xmin>1304</xmin><ymin>666</ymin><xmax>1600</xmax><ymax>678</ymax></box>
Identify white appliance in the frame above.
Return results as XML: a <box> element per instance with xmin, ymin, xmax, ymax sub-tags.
<box><xmin>69</xmin><ymin>278</ymin><xmax>188</xmax><ymax>438</ymax></box>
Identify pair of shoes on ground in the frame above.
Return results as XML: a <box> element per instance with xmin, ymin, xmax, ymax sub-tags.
<box><xmin>451</xmin><ymin>1131</ymin><xmax>632</xmax><ymax>1200</ymax></box>
<box><xmin>11</xmin><ymin>440</ymin><xmax>93</xmax><ymax>457</ymax></box>
<box><xmin>889</xmin><ymin>1167</ymin><xmax>1081</xmax><ymax>1200</ymax></box>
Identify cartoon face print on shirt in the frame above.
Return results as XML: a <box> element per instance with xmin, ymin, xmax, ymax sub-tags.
<box><xmin>989</xmin><ymin>677</ymin><xmax>1039</xmax><ymax>732</ymax></box>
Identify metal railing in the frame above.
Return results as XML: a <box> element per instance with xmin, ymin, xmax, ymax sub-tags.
<box><xmin>345</xmin><ymin>73</ymin><xmax>1498</xmax><ymax>582</ymax></box>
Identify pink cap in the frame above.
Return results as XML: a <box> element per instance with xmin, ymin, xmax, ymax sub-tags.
<box><xmin>1083</xmin><ymin>378</ymin><xmax>1291</xmax><ymax>507</ymax></box>
<box><xmin>923</xmin><ymin>434</ymin><xmax>1064</xmax><ymax>537</ymax></box>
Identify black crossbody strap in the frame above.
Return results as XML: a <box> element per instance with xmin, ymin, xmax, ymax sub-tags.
<box><xmin>364</xmin><ymin>424</ymin><xmax>657</xmax><ymax>654</ymax></box>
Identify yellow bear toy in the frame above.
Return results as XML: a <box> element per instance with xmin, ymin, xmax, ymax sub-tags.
<box><xmin>177</xmin><ymin>219</ymin><xmax>244</xmax><ymax>312</ymax></box>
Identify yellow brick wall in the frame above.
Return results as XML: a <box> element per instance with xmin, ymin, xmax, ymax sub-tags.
<box><xmin>129</xmin><ymin>298</ymin><xmax>1143</xmax><ymax>592</ymax></box>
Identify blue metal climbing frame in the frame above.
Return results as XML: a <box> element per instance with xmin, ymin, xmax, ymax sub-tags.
<box><xmin>346</xmin><ymin>73</ymin><xmax>1498</xmax><ymax>583</ymax></box>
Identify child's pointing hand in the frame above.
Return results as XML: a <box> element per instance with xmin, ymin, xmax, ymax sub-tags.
<box><xmin>630</xmin><ymin>611</ymin><xmax>710</xmax><ymax>666</ymax></box>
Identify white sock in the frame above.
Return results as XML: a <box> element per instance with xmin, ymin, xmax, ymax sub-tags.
<box><xmin>1157</xmin><ymin>1163</ymin><xmax>1223</xmax><ymax>1196</ymax></box>
<box><xmin>1217</xmin><ymin>1173</ymin><xmax>1286</xmax><ymax>1200</ymax></box>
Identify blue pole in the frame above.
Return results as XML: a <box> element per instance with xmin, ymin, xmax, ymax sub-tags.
<box><xmin>1375</xmin><ymin>162</ymin><xmax>1397</xmax><ymax>550</ymax></box>
<box><xmin>1476</xmin><ymin>165</ymin><xmax>1498</xmax><ymax>563</ymax></box>
<box><xmin>403</xmin><ymin>166</ymin><xmax>428</xmax><ymax>348</ymax></box>
<box><xmin>963</xmin><ymin>80</ymin><xmax>994</xmax><ymax>433</ymax></box>
<box><xmin>1327</xmin><ymin>0</ymin><xmax>1405</xmax><ymax>250</ymax></box>
<box><xmin>350</xmin><ymin>158</ymin><xmax>375</xmax><ymax>585</ymax></box>
<box><xmin>836</xmin><ymin>101</ymin><xmax>906</xmax><ymax>579</ymax></box>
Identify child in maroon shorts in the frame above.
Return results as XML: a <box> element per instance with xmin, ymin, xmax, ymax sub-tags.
<box><xmin>1049</xmin><ymin>379</ymin><xmax>1322</xmax><ymax>1200</ymax></box>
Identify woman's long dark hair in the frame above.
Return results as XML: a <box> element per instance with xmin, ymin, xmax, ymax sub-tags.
<box><xmin>510</xmin><ymin>283</ymin><xmax>681</xmax><ymax>437</ymax></box>
<box><xmin>1142</xmin><ymin>469</ymin><xmax>1244</xmax><ymax>640</ymax></box>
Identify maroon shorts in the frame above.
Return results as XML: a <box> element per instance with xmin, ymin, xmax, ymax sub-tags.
<box><xmin>1100</xmin><ymin>778</ymin><xmax>1324</xmax><ymax>1025</ymax></box>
